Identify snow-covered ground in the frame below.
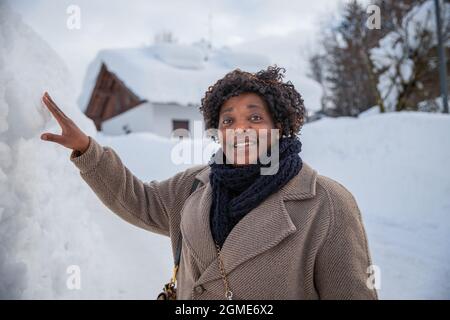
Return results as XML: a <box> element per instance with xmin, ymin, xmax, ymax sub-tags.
<box><xmin>1</xmin><ymin>3</ymin><xmax>449</xmax><ymax>299</ymax></box>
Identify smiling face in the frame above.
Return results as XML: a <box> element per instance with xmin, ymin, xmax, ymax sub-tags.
<box><xmin>217</xmin><ymin>92</ymin><xmax>281</xmax><ymax>166</ymax></box>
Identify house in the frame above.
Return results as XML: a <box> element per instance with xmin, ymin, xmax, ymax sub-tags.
<box><xmin>78</xmin><ymin>40</ymin><xmax>272</xmax><ymax>138</ymax></box>
<box><xmin>83</xmin><ymin>62</ymin><xmax>200</xmax><ymax>138</ymax></box>
<box><xmin>83</xmin><ymin>63</ymin><xmax>146</xmax><ymax>132</ymax></box>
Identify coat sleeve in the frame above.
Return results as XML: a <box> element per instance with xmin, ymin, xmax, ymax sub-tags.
<box><xmin>69</xmin><ymin>135</ymin><xmax>203</xmax><ymax>237</ymax></box>
<box><xmin>315</xmin><ymin>179</ymin><xmax>379</xmax><ymax>300</ymax></box>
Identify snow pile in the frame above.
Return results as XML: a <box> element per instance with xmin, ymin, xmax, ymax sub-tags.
<box><xmin>0</xmin><ymin>4</ymin><xmax>176</xmax><ymax>299</ymax></box>
<box><xmin>0</xmin><ymin>3</ymin><xmax>108</xmax><ymax>299</ymax></box>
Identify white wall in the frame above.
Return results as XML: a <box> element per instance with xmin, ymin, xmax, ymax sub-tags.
<box><xmin>101</xmin><ymin>101</ymin><xmax>204</xmax><ymax>138</ymax></box>
<box><xmin>152</xmin><ymin>102</ymin><xmax>203</xmax><ymax>138</ymax></box>
<box><xmin>102</xmin><ymin>102</ymin><xmax>155</xmax><ymax>136</ymax></box>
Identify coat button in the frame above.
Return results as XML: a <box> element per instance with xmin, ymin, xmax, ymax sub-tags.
<box><xmin>194</xmin><ymin>285</ymin><xmax>205</xmax><ymax>294</ymax></box>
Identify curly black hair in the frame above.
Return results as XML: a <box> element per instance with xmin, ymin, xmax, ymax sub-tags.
<box><xmin>199</xmin><ymin>65</ymin><xmax>306</xmax><ymax>139</ymax></box>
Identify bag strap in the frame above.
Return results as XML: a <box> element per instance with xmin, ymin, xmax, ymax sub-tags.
<box><xmin>174</xmin><ymin>177</ymin><xmax>201</xmax><ymax>267</ymax></box>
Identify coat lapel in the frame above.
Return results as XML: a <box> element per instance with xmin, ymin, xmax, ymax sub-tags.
<box><xmin>180</xmin><ymin>161</ymin><xmax>318</xmax><ymax>287</ymax></box>
<box><xmin>180</xmin><ymin>181</ymin><xmax>218</xmax><ymax>272</ymax></box>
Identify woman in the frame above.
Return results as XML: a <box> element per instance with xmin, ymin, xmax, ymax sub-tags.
<box><xmin>41</xmin><ymin>66</ymin><xmax>378</xmax><ymax>300</ymax></box>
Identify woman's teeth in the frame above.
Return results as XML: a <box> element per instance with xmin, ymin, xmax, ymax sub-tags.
<box><xmin>234</xmin><ymin>141</ymin><xmax>257</xmax><ymax>148</ymax></box>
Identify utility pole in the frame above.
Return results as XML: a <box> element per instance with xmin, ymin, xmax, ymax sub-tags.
<box><xmin>434</xmin><ymin>0</ymin><xmax>449</xmax><ymax>113</ymax></box>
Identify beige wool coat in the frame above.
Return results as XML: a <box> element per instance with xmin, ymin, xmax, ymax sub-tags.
<box><xmin>70</xmin><ymin>136</ymin><xmax>378</xmax><ymax>300</ymax></box>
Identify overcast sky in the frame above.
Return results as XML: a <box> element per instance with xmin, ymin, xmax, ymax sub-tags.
<box><xmin>7</xmin><ymin>0</ymin><xmax>352</xmax><ymax>95</ymax></box>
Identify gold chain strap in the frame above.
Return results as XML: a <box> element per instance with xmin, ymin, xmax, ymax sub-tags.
<box><xmin>215</xmin><ymin>243</ymin><xmax>233</xmax><ymax>300</ymax></box>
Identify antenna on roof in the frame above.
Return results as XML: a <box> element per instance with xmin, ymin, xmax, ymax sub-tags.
<box><xmin>208</xmin><ymin>11</ymin><xmax>213</xmax><ymax>50</ymax></box>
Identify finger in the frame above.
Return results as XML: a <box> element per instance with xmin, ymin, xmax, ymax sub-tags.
<box><xmin>44</xmin><ymin>92</ymin><xmax>69</xmax><ymax>118</ymax></box>
<box><xmin>43</xmin><ymin>92</ymin><xmax>68</xmax><ymax>118</ymax></box>
<box><xmin>41</xmin><ymin>133</ymin><xmax>65</xmax><ymax>145</ymax></box>
<box><xmin>42</xmin><ymin>95</ymin><xmax>67</xmax><ymax>127</ymax></box>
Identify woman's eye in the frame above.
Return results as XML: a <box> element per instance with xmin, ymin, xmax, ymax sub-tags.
<box><xmin>222</xmin><ymin>118</ymin><xmax>232</xmax><ymax>125</ymax></box>
<box><xmin>250</xmin><ymin>115</ymin><xmax>262</xmax><ymax>121</ymax></box>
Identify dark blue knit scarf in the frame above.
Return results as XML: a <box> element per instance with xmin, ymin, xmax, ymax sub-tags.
<box><xmin>208</xmin><ymin>136</ymin><xmax>303</xmax><ymax>249</ymax></box>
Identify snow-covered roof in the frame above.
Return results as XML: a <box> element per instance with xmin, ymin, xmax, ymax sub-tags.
<box><xmin>78</xmin><ymin>42</ymin><xmax>272</xmax><ymax>111</ymax></box>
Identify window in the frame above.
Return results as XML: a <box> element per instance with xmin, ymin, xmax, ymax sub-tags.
<box><xmin>172</xmin><ymin>120</ymin><xmax>189</xmax><ymax>138</ymax></box>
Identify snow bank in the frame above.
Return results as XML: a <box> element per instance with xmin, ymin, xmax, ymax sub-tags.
<box><xmin>0</xmin><ymin>3</ymin><xmax>114</xmax><ymax>299</ymax></box>
<box><xmin>0</xmin><ymin>4</ymin><xmax>176</xmax><ymax>299</ymax></box>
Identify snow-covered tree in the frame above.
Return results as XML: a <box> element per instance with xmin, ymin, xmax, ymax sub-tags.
<box><xmin>370</xmin><ymin>0</ymin><xmax>450</xmax><ymax>112</ymax></box>
<box><xmin>309</xmin><ymin>0</ymin><xmax>449</xmax><ymax>116</ymax></box>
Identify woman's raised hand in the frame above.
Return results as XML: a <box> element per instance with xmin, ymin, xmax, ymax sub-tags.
<box><xmin>40</xmin><ymin>92</ymin><xmax>90</xmax><ymax>154</ymax></box>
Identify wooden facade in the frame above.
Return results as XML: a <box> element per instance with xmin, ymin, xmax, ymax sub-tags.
<box><xmin>84</xmin><ymin>63</ymin><xmax>146</xmax><ymax>130</ymax></box>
